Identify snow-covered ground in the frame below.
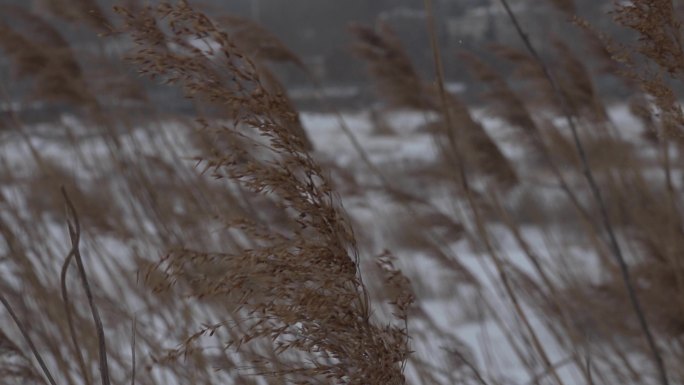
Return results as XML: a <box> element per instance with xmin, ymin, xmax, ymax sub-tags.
<box><xmin>0</xmin><ymin>104</ymin><xmax>654</xmax><ymax>384</ymax></box>
<box><xmin>300</xmin><ymin>104</ymin><xmax>657</xmax><ymax>385</ymax></box>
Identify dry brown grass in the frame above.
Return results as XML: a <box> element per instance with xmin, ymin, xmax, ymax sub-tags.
<box><xmin>116</xmin><ymin>2</ymin><xmax>410</xmax><ymax>383</ymax></box>
<box><xmin>1</xmin><ymin>1</ymin><xmax>684</xmax><ymax>385</ymax></box>
<box><xmin>350</xmin><ymin>21</ymin><xmax>518</xmax><ymax>191</ymax></box>
<box><xmin>349</xmin><ymin>22</ymin><xmax>432</xmax><ymax>111</ymax></box>
<box><xmin>0</xmin><ymin>6</ymin><xmax>93</xmax><ymax>105</ymax></box>
<box><xmin>35</xmin><ymin>0</ymin><xmax>111</xmax><ymax>32</ymax></box>
<box><xmin>614</xmin><ymin>0</ymin><xmax>684</xmax><ymax>76</ymax></box>
<box><xmin>216</xmin><ymin>14</ymin><xmax>304</xmax><ymax>68</ymax></box>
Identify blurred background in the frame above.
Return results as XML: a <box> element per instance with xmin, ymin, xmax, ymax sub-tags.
<box><xmin>2</xmin><ymin>1</ymin><xmax>684</xmax><ymax>384</ymax></box>
<box><xmin>1</xmin><ymin>0</ymin><xmax>625</xmax><ymax>116</ymax></box>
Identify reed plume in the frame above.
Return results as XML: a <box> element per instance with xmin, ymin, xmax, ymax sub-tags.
<box><xmin>351</xmin><ymin>21</ymin><xmax>518</xmax><ymax>190</ymax></box>
<box><xmin>0</xmin><ymin>6</ymin><xmax>92</xmax><ymax>105</ymax></box>
<box><xmin>116</xmin><ymin>2</ymin><xmax>410</xmax><ymax>383</ymax></box>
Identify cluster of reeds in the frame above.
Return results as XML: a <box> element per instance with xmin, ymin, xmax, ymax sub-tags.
<box><xmin>348</xmin><ymin>0</ymin><xmax>684</xmax><ymax>384</ymax></box>
<box><xmin>116</xmin><ymin>3</ymin><xmax>412</xmax><ymax>383</ymax></box>
<box><xmin>1</xmin><ymin>0</ymin><xmax>684</xmax><ymax>385</ymax></box>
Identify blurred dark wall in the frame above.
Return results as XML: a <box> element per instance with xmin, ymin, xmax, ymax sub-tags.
<box><xmin>1</xmin><ymin>0</ymin><xmax>635</xmax><ymax>115</ymax></box>
<box><xmin>189</xmin><ymin>0</ymin><xmax>617</xmax><ymax>88</ymax></box>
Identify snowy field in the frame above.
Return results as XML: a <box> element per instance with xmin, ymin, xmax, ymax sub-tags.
<box><xmin>302</xmin><ymin>105</ymin><xmax>648</xmax><ymax>385</ymax></box>
<box><xmin>0</xmin><ymin>104</ymin><xmax>657</xmax><ymax>384</ymax></box>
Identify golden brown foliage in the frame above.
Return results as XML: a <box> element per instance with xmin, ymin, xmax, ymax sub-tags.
<box><xmin>609</xmin><ymin>0</ymin><xmax>684</xmax><ymax>142</ymax></box>
<box><xmin>614</xmin><ymin>0</ymin><xmax>684</xmax><ymax>76</ymax></box>
<box><xmin>116</xmin><ymin>2</ymin><xmax>410</xmax><ymax>383</ymax></box>
<box><xmin>3</xmin><ymin>1</ymin><xmax>684</xmax><ymax>385</ymax></box>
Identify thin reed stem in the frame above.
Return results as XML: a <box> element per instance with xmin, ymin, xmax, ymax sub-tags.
<box><xmin>422</xmin><ymin>2</ymin><xmax>566</xmax><ymax>385</ymax></box>
<box><xmin>62</xmin><ymin>187</ymin><xmax>112</xmax><ymax>385</ymax></box>
<box><xmin>61</xmin><ymin>249</ymin><xmax>93</xmax><ymax>385</ymax></box>
<box><xmin>497</xmin><ymin>2</ymin><xmax>669</xmax><ymax>385</ymax></box>
<box><xmin>0</xmin><ymin>294</ymin><xmax>58</xmax><ymax>385</ymax></box>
